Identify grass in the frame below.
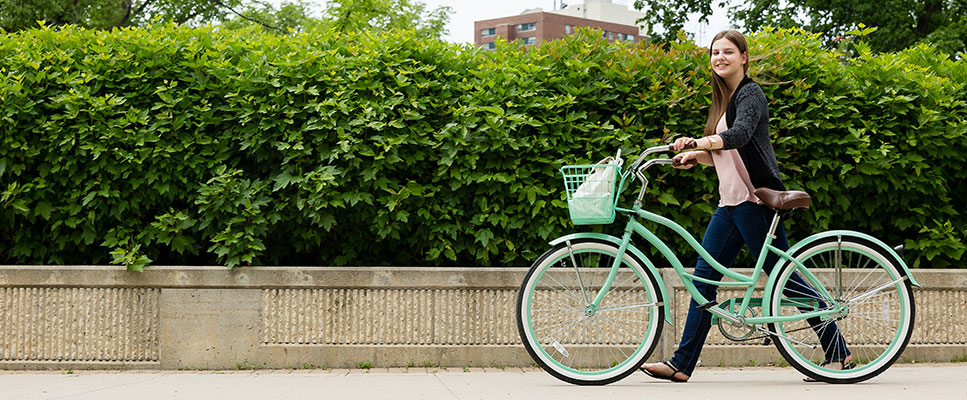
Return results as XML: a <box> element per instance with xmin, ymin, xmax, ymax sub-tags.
<box><xmin>301</xmin><ymin>362</ymin><xmax>327</xmax><ymax>370</ymax></box>
<box><xmin>235</xmin><ymin>359</ymin><xmax>260</xmax><ymax>370</ymax></box>
<box><xmin>951</xmin><ymin>354</ymin><xmax>967</xmax><ymax>363</ymax></box>
<box><xmin>356</xmin><ymin>361</ymin><xmax>372</xmax><ymax>369</ymax></box>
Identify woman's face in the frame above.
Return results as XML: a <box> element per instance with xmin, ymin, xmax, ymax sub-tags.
<box><xmin>710</xmin><ymin>38</ymin><xmax>746</xmax><ymax>80</ymax></box>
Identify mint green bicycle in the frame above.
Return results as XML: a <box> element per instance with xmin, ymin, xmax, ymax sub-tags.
<box><xmin>516</xmin><ymin>145</ymin><xmax>918</xmax><ymax>385</ymax></box>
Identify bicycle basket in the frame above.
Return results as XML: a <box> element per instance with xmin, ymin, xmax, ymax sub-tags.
<box><xmin>561</xmin><ymin>160</ymin><xmax>620</xmax><ymax>225</ymax></box>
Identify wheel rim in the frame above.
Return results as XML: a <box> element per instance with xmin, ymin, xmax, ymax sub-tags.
<box><xmin>522</xmin><ymin>243</ymin><xmax>660</xmax><ymax>379</ymax></box>
<box><xmin>771</xmin><ymin>241</ymin><xmax>911</xmax><ymax>379</ymax></box>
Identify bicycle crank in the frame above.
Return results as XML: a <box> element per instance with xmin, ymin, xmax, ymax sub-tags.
<box><xmin>718</xmin><ymin>308</ymin><xmax>759</xmax><ymax>341</ymax></box>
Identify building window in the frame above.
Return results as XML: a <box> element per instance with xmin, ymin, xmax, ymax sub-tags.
<box><xmin>565</xmin><ymin>25</ymin><xmax>573</xmax><ymax>34</ymax></box>
<box><xmin>608</xmin><ymin>32</ymin><xmax>614</xmax><ymax>40</ymax></box>
<box><xmin>481</xmin><ymin>28</ymin><xmax>496</xmax><ymax>37</ymax></box>
<box><xmin>486</xmin><ymin>42</ymin><xmax>496</xmax><ymax>50</ymax></box>
<box><xmin>518</xmin><ymin>22</ymin><xmax>536</xmax><ymax>32</ymax></box>
<box><xmin>523</xmin><ymin>37</ymin><xmax>536</xmax><ymax>45</ymax></box>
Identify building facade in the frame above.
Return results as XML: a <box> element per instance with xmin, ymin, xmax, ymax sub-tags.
<box><xmin>550</xmin><ymin>0</ymin><xmax>648</xmax><ymax>32</ymax></box>
<box><xmin>474</xmin><ymin>10</ymin><xmax>645</xmax><ymax>50</ymax></box>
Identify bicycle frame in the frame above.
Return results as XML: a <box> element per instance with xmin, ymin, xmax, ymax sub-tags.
<box><xmin>569</xmin><ymin>145</ymin><xmax>918</xmax><ymax>328</ymax></box>
<box><xmin>590</xmin><ymin>207</ymin><xmax>843</xmax><ymax>326</ymax></box>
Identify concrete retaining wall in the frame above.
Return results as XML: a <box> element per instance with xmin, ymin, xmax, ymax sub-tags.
<box><xmin>0</xmin><ymin>266</ymin><xmax>964</xmax><ymax>370</ymax></box>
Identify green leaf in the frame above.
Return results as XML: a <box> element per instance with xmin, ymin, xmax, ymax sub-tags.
<box><xmin>474</xmin><ymin>229</ymin><xmax>494</xmax><ymax>247</ymax></box>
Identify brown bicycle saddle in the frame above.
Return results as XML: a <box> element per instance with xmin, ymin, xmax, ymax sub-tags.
<box><xmin>753</xmin><ymin>188</ymin><xmax>811</xmax><ymax>211</ymax></box>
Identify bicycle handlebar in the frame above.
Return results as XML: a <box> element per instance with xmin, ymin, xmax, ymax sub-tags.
<box><xmin>629</xmin><ymin>141</ymin><xmax>698</xmax><ymax>171</ymax></box>
<box><xmin>627</xmin><ymin>141</ymin><xmax>698</xmax><ymax>205</ymax></box>
<box><xmin>628</xmin><ymin>145</ymin><xmax>672</xmax><ymax>171</ymax></box>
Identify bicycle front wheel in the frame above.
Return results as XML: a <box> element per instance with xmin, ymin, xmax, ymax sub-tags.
<box><xmin>768</xmin><ymin>236</ymin><xmax>915</xmax><ymax>383</ymax></box>
<box><xmin>516</xmin><ymin>238</ymin><xmax>664</xmax><ymax>385</ymax></box>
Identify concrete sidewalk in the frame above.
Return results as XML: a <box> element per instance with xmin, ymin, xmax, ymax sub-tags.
<box><xmin>2</xmin><ymin>364</ymin><xmax>965</xmax><ymax>400</ymax></box>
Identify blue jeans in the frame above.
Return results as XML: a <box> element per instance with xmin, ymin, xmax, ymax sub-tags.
<box><xmin>668</xmin><ymin>202</ymin><xmax>850</xmax><ymax>376</ymax></box>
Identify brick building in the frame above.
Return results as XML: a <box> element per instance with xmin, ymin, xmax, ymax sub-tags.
<box><xmin>474</xmin><ymin>11</ymin><xmax>645</xmax><ymax>50</ymax></box>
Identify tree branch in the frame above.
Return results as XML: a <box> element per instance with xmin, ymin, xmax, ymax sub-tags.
<box><xmin>118</xmin><ymin>0</ymin><xmax>133</xmax><ymax>27</ymax></box>
<box><xmin>124</xmin><ymin>0</ymin><xmax>157</xmax><ymax>26</ymax></box>
<box><xmin>209</xmin><ymin>0</ymin><xmax>282</xmax><ymax>32</ymax></box>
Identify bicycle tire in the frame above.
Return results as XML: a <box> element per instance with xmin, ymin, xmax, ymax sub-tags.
<box><xmin>767</xmin><ymin>236</ymin><xmax>915</xmax><ymax>384</ymax></box>
<box><xmin>516</xmin><ymin>238</ymin><xmax>664</xmax><ymax>385</ymax></box>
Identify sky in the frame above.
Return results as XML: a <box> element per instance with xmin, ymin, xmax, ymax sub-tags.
<box><xmin>420</xmin><ymin>0</ymin><xmax>735</xmax><ymax>47</ymax></box>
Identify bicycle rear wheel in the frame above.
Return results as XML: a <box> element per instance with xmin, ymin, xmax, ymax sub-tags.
<box><xmin>767</xmin><ymin>236</ymin><xmax>915</xmax><ymax>383</ymax></box>
<box><xmin>516</xmin><ymin>238</ymin><xmax>664</xmax><ymax>385</ymax></box>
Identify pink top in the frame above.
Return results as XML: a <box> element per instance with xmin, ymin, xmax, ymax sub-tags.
<box><xmin>710</xmin><ymin>113</ymin><xmax>760</xmax><ymax>207</ymax></box>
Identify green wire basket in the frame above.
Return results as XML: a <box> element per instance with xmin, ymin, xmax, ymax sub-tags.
<box><xmin>561</xmin><ymin>162</ymin><xmax>620</xmax><ymax>225</ymax></box>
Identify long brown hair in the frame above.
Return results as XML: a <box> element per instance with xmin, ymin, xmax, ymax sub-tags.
<box><xmin>704</xmin><ymin>30</ymin><xmax>749</xmax><ymax>137</ymax></box>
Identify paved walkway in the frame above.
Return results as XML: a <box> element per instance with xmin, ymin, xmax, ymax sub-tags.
<box><xmin>2</xmin><ymin>363</ymin><xmax>966</xmax><ymax>400</ymax></box>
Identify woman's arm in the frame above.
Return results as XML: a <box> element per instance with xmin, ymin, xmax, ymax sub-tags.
<box><xmin>671</xmin><ymin>135</ymin><xmax>723</xmax><ymax>151</ymax></box>
<box><xmin>717</xmin><ymin>84</ymin><xmax>766</xmax><ymax>149</ymax></box>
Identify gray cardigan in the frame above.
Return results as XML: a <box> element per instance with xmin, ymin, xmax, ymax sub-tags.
<box><xmin>720</xmin><ymin>77</ymin><xmax>785</xmax><ymax>192</ymax></box>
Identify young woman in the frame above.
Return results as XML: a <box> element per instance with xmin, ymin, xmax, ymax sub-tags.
<box><xmin>638</xmin><ymin>30</ymin><xmax>852</xmax><ymax>383</ymax></box>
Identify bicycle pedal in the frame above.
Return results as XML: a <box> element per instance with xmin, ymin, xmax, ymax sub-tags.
<box><xmin>762</xmin><ymin>337</ymin><xmax>772</xmax><ymax>346</ymax></box>
<box><xmin>697</xmin><ymin>301</ymin><xmax>717</xmax><ymax>310</ymax></box>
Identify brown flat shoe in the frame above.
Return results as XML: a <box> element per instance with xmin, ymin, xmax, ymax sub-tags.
<box><xmin>639</xmin><ymin>361</ymin><xmax>689</xmax><ymax>383</ymax></box>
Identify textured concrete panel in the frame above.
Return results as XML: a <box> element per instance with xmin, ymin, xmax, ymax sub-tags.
<box><xmin>261</xmin><ymin>289</ymin><xmax>522</xmax><ymax>346</ymax></box>
<box><xmin>914</xmin><ymin>289</ymin><xmax>967</xmax><ymax>344</ymax></box>
<box><xmin>432</xmin><ymin>290</ymin><xmax>518</xmax><ymax>345</ymax></box>
<box><xmin>0</xmin><ymin>287</ymin><xmax>158</xmax><ymax>362</ymax></box>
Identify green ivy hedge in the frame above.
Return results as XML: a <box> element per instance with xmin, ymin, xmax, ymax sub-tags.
<box><xmin>1</xmin><ymin>24</ymin><xmax>964</xmax><ymax>269</ymax></box>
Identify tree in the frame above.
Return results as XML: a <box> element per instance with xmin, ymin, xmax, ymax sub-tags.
<box><xmin>222</xmin><ymin>0</ymin><xmax>453</xmax><ymax>37</ymax></box>
<box><xmin>324</xmin><ymin>0</ymin><xmax>451</xmax><ymax>39</ymax></box>
<box><xmin>220</xmin><ymin>0</ymin><xmax>326</xmax><ymax>33</ymax></box>
<box><xmin>1</xmin><ymin>0</ymin><xmax>453</xmax><ymax>40</ymax></box>
<box><xmin>632</xmin><ymin>0</ymin><xmax>967</xmax><ymax>54</ymax></box>
<box><xmin>0</xmin><ymin>0</ymin><xmax>239</xmax><ymax>31</ymax></box>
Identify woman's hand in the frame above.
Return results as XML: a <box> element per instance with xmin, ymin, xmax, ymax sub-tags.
<box><xmin>671</xmin><ymin>137</ymin><xmax>697</xmax><ymax>152</ymax></box>
<box><xmin>672</xmin><ymin>152</ymin><xmax>701</xmax><ymax>169</ymax></box>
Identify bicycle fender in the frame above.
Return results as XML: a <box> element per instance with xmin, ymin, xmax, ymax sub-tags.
<box><xmin>762</xmin><ymin>230</ymin><xmax>921</xmax><ymax>309</ymax></box>
<box><xmin>550</xmin><ymin>233</ymin><xmax>674</xmax><ymax>326</ymax></box>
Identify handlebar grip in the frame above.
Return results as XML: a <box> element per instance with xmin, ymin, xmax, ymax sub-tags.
<box><xmin>672</xmin><ymin>157</ymin><xmax>699</xmax><ymax>168</ymax></box>
<box><xmin>684</xmin><ymin>141</ymin><xmax>698</xmax><ymax>150</ymax></box>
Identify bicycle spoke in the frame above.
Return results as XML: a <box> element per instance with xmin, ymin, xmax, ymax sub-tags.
<box><xmin>542</xmin><ymin>270</ymin><xmax>593</xmax><ymax>305</ymax></box>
